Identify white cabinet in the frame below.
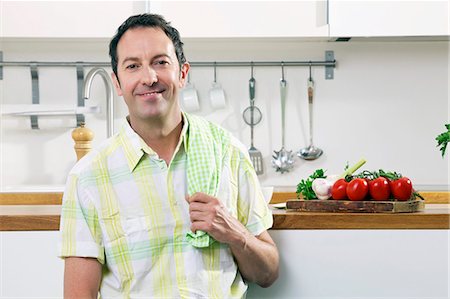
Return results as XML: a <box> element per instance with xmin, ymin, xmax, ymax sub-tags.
<box><xmin>1</xmin><ymin>231</ymin><xmax>64</xmax><ymax>298</ymax></box>
<box><xmin>2</xmin><ymin>230</ymin><xmax>448</xmax><ymax>298</ymax></box>
<box><xmin>1</xmin><ymin>1</ymin><xmax>142</xmax><ymax>38</ymax></box>
<box><xmin>247</xmin><ymin>230</ymin><xmax>450</xmax><ymax>298</ymax></box>
<box><xmin>149</xmin><ymin>1</ymin><xmax>329</xmax><ymax>38</ymax></box>
<box><xmin>329</xmin><ymin>0</ymin><xmax>449</xmax><ymax>37</ymax></box>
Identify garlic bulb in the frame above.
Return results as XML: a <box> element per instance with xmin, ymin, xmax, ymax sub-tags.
<box><xmin>312</xmin><ymin>175</ymin><xmax>339</xmax><ymax>200</ymax></box>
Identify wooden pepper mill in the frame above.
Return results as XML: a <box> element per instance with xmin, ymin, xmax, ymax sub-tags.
<box><xmin>72</xmin><ymin>122</ymin><xmax>94</xmax><ymax>161</ymax></box>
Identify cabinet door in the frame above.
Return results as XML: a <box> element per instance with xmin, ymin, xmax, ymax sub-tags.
<box><xmin>1</xmin><ymin>1</ymin><xmax>140</xmax><ymax>38</ymax></box>
<box><xmin>149</xmin><ymin>1</ymin><xmax>329</xmax><ymax>38</ymax></box>
<box><xmin>329</xmin><ymin>0</ymin><xmax>449</xmax><ymax>37</ymax></box>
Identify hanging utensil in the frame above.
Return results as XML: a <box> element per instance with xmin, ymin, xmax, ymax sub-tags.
<box><xmin>242</xmin><ymin>63</ymin><xmax>264</xmax><ymax>175</ymax></box>
<box><xmin>298</xmin><ymin>62</ymin><xmax>323</xmax><ymax>160</ymax></box>
<box><xmin>272</xmin><ymin>63</ymin><xmax>295</xmax><ymax>173</ymax></box>
<box><xmin>181</xmin><ymin>72</ymin><xmax>200</xmax><ymax>112</ymax></box>
<box><xmin>209</xmin><ymin>62</ymin><xmax>226</xmax><ymax>109</ymax></box>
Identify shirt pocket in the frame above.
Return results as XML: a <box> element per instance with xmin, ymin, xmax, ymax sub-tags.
<box><xmin>122</xmin><ymin>216</ymin><xmax>150</xmax><ymax>242</ymax></box>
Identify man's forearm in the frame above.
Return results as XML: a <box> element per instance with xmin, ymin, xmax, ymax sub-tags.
<box><xmin>229</xmin><ymin>230</ymin><xmax>279</xmax><ymax>288</ymax></box>
<box><xmin>64</xmin><ymin>257</ymin><xmax>102</xmax><ymax>299</ymax></box>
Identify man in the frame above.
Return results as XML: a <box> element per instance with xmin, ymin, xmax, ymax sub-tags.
<box><xmin>59</xmin><ymin>14</ymin><xmax>279</xmax><ymax>298</ymax></box>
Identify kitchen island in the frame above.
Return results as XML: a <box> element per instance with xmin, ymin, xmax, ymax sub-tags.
<box><xmin>1</xmin><ymin>192</ymin><xmax>449</xmax><ymax>298</ymax></box>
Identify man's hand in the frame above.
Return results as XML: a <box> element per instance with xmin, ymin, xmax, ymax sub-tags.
<box><xmin>186</xmin><ymin>192</ymin><xmax>247</xmax><ymax>246</ymax></box>
<box><xmin>186</xmin><ymin>192</ymin><xmax>279</xmax><ymax>287</ymax></box>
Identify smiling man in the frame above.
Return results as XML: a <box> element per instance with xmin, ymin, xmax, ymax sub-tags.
<box><xmin>58</xmin><ymin>14</ymin><xmax>279</xmax><ymax>299</ymax></box>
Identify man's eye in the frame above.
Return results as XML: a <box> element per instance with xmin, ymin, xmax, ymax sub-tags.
<box><xmin>155</xmin><ymin>60</ymin><xmax>169</xmax><ymax>66</ymax></box>
<box><xmin>126</xmin><ymin>64</ymin><xmax>138</xmax><ymax>69</ymax></box>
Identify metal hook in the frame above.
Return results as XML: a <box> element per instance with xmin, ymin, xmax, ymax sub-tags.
<box><xmin>281</xmin><ymin>61</ymin><xmax>285</xmax><ymax>81</ymax></box>
<box><xmin>309</xmin><ymin>61</ymin><xmax>312</xmax><ymax>81</ymax></box>
<box><xmin>250</xmin><ymin>61</ymin><xmax>254</xmax><ymax>77</ymax></box>
<box><xmin>187</xmin><ymin>71</ymin><xmax>191</xmax><ymax>84</ymax></box>
<box><xmin>213</xmin><ymin>62</ymin><xmax>217</xmax><ymax>83</ymax></box>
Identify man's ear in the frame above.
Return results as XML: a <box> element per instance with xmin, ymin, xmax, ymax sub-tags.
<box><xmin>179</xmin><ymin>62</ymin><xmax>190</xmax><ymax>88</ymax></box>
<box><xmin>111</xmin><ymin>72</ymin><xmax>123</xmax><ymax>96</ymax></box>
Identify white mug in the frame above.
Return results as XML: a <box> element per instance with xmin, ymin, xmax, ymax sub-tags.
<box><xmin>209</xmin><ymin>82</ymin><xmax>226</xmax><ymax>109</ymax></box>
<box><xmin>181</xmin><ymin>83</ymin><xmax>200</xmax><ymax>112</ymax></box>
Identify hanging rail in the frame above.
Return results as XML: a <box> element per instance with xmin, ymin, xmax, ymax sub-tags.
<box><xmin>0</xmin><ymin>50</ymin><xmax>336</xmax><ymax>79</ymax></box>
<box><xmin>0</xmin><ymin>60</ymin><xmax>335</xmax><ymax>67</ymax></box>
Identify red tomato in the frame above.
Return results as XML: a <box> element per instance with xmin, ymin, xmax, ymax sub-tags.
<box><xmin>369</xmin><ymin>177</ymin><xmax>391</xmax><ymax>201</ymax></box>
<box><xmin>331</xmin><ymin>179</ymin><xmax>348</xmax><ymax>200</ymax></box>
<box><xmin>390</xmin><ymin>177</ymin><xmax>413</xmax><ymax>201</ymax></box>
<box><xmin>346</xmin><ymin>178</ymin><xmax>369</xmax><ymax>201</ymax></box>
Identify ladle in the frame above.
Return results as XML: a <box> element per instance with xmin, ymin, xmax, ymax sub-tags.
<box><xmin>272</xmin><ymin>63</ymin><xmax>295</xmax><ymax>173</ymax></box>
<box><xmin>298</xmin><ymin>62</ymin><xmax>323</xmax><ymax>160</ymax></box>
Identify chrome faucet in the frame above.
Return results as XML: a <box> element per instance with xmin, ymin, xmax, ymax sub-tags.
<box><xmin>83</xmin><ymin>68</ymin><xmax>114</xmax><ymax>138</ymax></box>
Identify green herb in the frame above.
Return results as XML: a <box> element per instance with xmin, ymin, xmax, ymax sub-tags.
<box><xmin>413</xmin><ymin>191</ymin><xmax>425</xmax><ymax>201</ymax></box>
<box><xmin>296</xmin><ymin>169</ymin><xmax>326</xmax><ymax>200</ymax></box>
<box><xmin>343</xmin><ymin>162</ymin><xmax>349</xmax><ymax>171</ymax></box>
<box><xmin>351</xmin><ymin>169</ymin><xmax>402</xmax><ymax>181</ymax></box>
<box><xmin>436</xmin><ymin>124</ymin><xmax>450</xmax><ymax>157</ymax></box>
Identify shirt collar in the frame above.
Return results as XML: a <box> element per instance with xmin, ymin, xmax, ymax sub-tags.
<box><xmin>181</xmin><ymin>111</ymin><xmax>189</xmax><ymax>153</ymax></box>
<box><xmin>119</xmin><ymin>113</ymin><xmax>189</xmax><ymax>172</ymax></box>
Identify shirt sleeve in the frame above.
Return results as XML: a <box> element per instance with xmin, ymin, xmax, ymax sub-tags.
<box><xmin>235</xmin><ymin>150</ymin><xmax>273</xmax><ymax>236</ymax></box>
<box><xmin>57</xmin><ymin>173</ymin><xmax>105</xmax><ymax>264</ymax></box>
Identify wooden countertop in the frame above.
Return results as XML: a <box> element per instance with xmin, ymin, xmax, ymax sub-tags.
<box><xmin>272</xmin><ymin>204</ymin><xmax>449</xmax><ymax>229</ymax></box>
<box><xmin>0</xmin><ymin>192</ymin><xmax>449</xmax><ymax>231</ymax></box>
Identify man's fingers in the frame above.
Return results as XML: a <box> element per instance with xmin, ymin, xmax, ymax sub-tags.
<box><xmin>190</xmin><ymin>220</ymin><xmax>210</xmax><ymax>234</ymax></box>
<box><xmin>186</xmin><ymin>192</ymin><xmax>216</xmax><ymax>204</ymax></box>
<box><xmin>188</xmin><ymin>202</ymin><xmax>206</xmax><ymax>212</ymax></box>
<box><xmin>189</xmin><ymin>210</ymin><xmax>209</xmax><ymax>222</ymax></box>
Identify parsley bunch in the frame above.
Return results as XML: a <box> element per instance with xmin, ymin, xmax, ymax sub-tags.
<box><xmin>296</xmin><ymin>169</ymin><xmax>326</xmax><ymax>200</ymax></box>
<box><xmin>436</xmin><ymin>124</ymin><xmax>450</xmax><ymax>157</ymax></box>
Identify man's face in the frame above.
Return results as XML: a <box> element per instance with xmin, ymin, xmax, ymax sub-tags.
<box><xmin>112</xmin><ymin>27</ymin><xmax>188</xmax><ymax>123</ymax></box>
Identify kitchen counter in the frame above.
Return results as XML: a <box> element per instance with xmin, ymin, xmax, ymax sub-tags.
<box><xmin>272</xmin><ymin>204</ymin><xmax>449</xmax><ymax>229</ymax></box>
<box><xmin>0</xmin><ymin>192</ymin><xmax>448</xmax><ymax>231</ymax></box>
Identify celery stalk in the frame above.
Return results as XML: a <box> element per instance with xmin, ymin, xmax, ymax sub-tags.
<box><xmin>338</xmin><ymin>158</ymin><xmax>367</xmax><ymax>178</ymax></box>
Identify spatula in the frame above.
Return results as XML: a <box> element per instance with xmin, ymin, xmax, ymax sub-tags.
<box><xmin>247</xmin><ymin>72</ymin><xmax>264</xmax><ymax>175</ymax></box>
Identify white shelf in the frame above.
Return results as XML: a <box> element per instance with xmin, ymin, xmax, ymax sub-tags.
<box><xmin>1</xmin><ymin>104</ymin><xmax>100</xmax><ymax>117</ymax></box>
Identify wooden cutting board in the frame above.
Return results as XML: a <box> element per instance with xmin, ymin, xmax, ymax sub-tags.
<box><xmin>285</xmin><ymin>199</ymin><xmax>424</xmax><ymax>213</ymax></box>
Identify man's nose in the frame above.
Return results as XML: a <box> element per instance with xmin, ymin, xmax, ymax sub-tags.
<box><xmin>141</xmin><ymin>66</ymin><xmax>158</xmax><ymax>85</ymax></box>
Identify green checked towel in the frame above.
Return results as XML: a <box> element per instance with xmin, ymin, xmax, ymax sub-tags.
<box><xmin>184</xmin><ymin>113</ymin><xmax>231</xmax><ymax>248</ymax></box>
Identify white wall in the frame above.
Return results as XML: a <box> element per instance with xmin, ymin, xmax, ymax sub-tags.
<box><xmin>1</xmin><ymin>39</ymin><xmax>449</xmax><ymax>190</ymax></box>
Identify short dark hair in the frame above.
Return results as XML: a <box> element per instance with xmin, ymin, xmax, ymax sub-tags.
<box><xmin>109</xmin><ymin>14</ymin><xmax>186</xmax><ymax>78</ymax></box>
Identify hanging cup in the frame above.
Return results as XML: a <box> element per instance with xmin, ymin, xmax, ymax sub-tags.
<box><xmin>209</xmin><ymin>62</ymin><xmax>226</xmax><ymax>109</ymax></box>
<box><xmin>181</xmin><ymin>73</ymin><xmax>200</xmax><ymax>112</ymax></box>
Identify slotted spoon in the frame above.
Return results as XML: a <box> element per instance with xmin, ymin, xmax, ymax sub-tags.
<box><xmin>272</xmin><ymin>64</ymin><xmax>295</xmax><ymax>173</ymax></box>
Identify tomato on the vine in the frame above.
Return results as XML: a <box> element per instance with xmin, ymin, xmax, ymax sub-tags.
<box><xmin>331</xmin><ymin>179</ymin><xmax>348</xmax><ymax>200</ymax></box>
<box><xmin>369</xmin><ymin>177</ymin><xmax>391</xmax><ymax>201</ymax></box>
<box><xmin>346</xmin><ymin>178</ymin><xmax>369</xmax><ymax>201</ymax></box>
<box><xmin>390</xmin><ymin>177</ymin><xmax>413</xmax><ymax>201</ymax></box>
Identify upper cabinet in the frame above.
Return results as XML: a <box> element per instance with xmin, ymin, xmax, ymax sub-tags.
<box><xmin>1</xmin><ymin>1</ymin><xmax>328</xmax><ymax>39</ymax></box>
<box><xmin>1</xmin><ymin>1</ymin><xmax>142</xmax><ymax>38</ymax></box>
<box><xmin>149</xmin><ymin>1</ymin><xmax>329</xmax><ymax>38</ymax></box>
<box><xmin>3</xmin><ymin>1</ymin><xmax>447</xmax><ymax>40</ymax></box>
<box><xmin>328</xmin><ymin>0</ymin><xmax>449</xmax><ymax>37</ymax></box>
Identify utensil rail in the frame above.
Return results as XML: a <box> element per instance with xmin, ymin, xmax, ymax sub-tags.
<box><xmin>0</xmin><ymin>60</ymin><xmax>336</xmax><ymax>68</ymax></box>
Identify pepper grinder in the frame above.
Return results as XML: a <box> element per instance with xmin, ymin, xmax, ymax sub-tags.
<box><xmin>72</xmin><ymin>122</ymin><xmax>94</xmax><ymax>161</ymax></box>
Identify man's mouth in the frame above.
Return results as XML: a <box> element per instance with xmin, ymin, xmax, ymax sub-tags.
<box><xmin>141</xmin><ymin>91</ymin><xmax>158</xmax><ymax>96</ymax></box>
<box><xmin>135</xmin><ymin>88</ymin><xmax>166</xmax><ymax>98</ymax></box>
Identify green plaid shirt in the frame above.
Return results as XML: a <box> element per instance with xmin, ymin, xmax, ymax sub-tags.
<box><xmin>58</xmin><ymin>113</ymin><xmax>273</xmax><ymax>298</ymax></box>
